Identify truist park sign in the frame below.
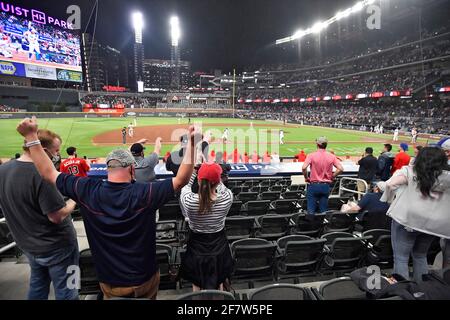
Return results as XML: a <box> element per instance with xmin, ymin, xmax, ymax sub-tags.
<box><xmin>0</xmin><ymin>2</ymin><xmax>79</xmax><ymax>30</ymax></box>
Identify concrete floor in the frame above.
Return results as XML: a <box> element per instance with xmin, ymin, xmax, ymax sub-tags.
<box><xmin>0</xmin><ymin>220</ymin><xmax>444</xmax><ymax>300</ymax></box>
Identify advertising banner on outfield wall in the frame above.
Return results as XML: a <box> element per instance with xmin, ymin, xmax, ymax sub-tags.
<box><xmin>82</xmin><ymin>108</ymin><xmax>125</xmax><ymax>116</ymax></box>
<box><xmin>25</xmin><ymin>64</ymin><xmax>57</xmax><ymax>80</ymax></box>
<box><xmin>0</xmin><ymin>61</ymin><xmax>26</xmax><ymax>77</ymax></box>
<box><xmin>56</xmin><ymin>69</ymin><xmax>83</xmax><ymax>83</ymax></box>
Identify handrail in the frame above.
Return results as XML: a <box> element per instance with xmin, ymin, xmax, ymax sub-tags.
<box><xmin>338</xmin><ymin>177</ymin><xmax>368</xmax><ymax>200</ymax></box>
<box><xmin>0</xmin><ymin>242</ymin><xmax>16</xmax><ymax>255</ymax></box>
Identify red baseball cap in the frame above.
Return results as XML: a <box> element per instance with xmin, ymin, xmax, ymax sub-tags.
<box><xmin>198</xmin><ymin>162</ymin><xmax>222</xmax><ymax>184</ymax></box>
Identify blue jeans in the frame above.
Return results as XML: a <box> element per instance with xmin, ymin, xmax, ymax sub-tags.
<box><xmin>24</xmin><ymin>243</ymin><xmax>79</xmax><ymax>300</ymax></box>
<box><xmin>391</xmin><ymin>220</ymin><xmax>436</xmax><ymax>282</ymax></box>
<box><xmin>306</xmin><ymin>183</ymin><xmax>330</xmax><ymax>214</ymax></box>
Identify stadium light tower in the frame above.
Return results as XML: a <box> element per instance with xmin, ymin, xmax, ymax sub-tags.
<box><xmin>132</xmin><ymin>11</ymin><xmax>145</xmax><ymax>92</ymax></box>
<box><xmin>170</xmin><ymin>16</ymin><xmax>181</xmax><ymax>90</ymax></box>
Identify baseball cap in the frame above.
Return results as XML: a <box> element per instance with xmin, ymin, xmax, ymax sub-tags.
<box><xmin>198</xmin><ymin>162</ymin><xmax>222</xmax><ymax>184</ymax></box>
<box><xmin>400</xmin><ymin>143</ymin><xmax>409</xmax><ymax>151</ymax></box>
<box><xmin>106</xmin><ymin>149</ymin><xmax>136</xmax><ymax>168</ymax></box>
<box><xmin>316</xmin><ymin>136</ymin><xmax>328</xmax><ymax>144</ymax></box>
<box><xmin>130</xmin><ymin>143</ymin><xmax>145</xmax><ymax>156</ymax></box>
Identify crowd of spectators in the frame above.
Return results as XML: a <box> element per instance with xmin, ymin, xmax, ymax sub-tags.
<box><xmin>0</xmin><ymin>105</ymin><xmax>19</xmax><ymax>112</ymax></box>
<box><xmin>80</xmin><ymin>94</ymin><xmax>157</xmax><ymax>108</ymax></box>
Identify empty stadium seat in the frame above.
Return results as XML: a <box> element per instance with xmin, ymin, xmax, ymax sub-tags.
<box><xmin>276</xmin><ymin>235</ymin><xmax>326</xmax><ymax>277</ymax></box>
<box><xmin>79</xmin><ymin>249</ymin><xmax>101</xmax><ymax>295</ymax></box>
<box><xmin>231</xmin><ymin>238</ymin><xmax>277</xmax><ymax>281</ymax></box>
<box><xmin>177</xmin><ymin>290</ymin><xmax>235</xmax><ymax>300</ymax></box>
<box><xmin>354</xmin><ymin>210</ymin><xmax>392</xmax><ymax>232</ymax></box>
<box><xmin>315</xmin><ymin>277</ymin><xmax>368</xmax><ymax>300</ymax></box>
<box><xmin>225</xmin><ymin>216</ymin><xmax>256</xmax><ymax>241</ymax></box>
<box><xmin>250</xmin><ymin>186</ymin><xmax>270</xmax><ymax>193</ymax></box>
<box><xmin>156</xmin><ymin>221</ymin><xmax>178</xmax><ymax>244</ymax></box>
<box><xmin>254</xmin><ymin>214</ymin><xmax>292</xmax><ymax>240</ymax></box>
<box><xmin>323</xmin><ymin>211</ymin><xmax>355</xmax><ymax>233</ymax></box>
<box><xmin>270</xmin><ymin>199</ymin><xmax>300</xmax><ymax>215</ymax></box>
<box><xmin>291</xmin><ymin>214</ymin><xmax>325</xmax><ymax>238</ymax></box>
<box><xmin>156</xmin><ymin>244</ymin><xmax>177</xmax><ymax>290</ymax></box>
<box><xmin>228</xmin><ymin>201</ymin><xmax>243</xmax><ymax>216</ymax></box>
<box><xmin>249</xmin><ymin>283</ymin><xmax>315</xmax><ymax>300</ymax></box>
<box><xmin>281</xmin><ymin>191</ymin><xmax>303</xmax><ymax>200</ymax></box>
<box><xmin>287</xmin><ymin>185</ymin><xmax>305</xmax><ymax>192</ymax></box>
<box><xmin>258</xmin><ymin>191</ymin><xmax>281</xmax><ymax>201</ymax></box>
<box><xmin>269</xmin><ymin>185</ymin><xmax>283</xmax><ymax>193</ymax></box>
<box><xmin>241</xmin><ymin>200</ymin><xmax>271</xmax><ymax>216</ymax></box>
<box><xmin>327</xmin><ymin>197</ymin><xmax>350</xmax><ymax>210</ymax></box>
<box><xmin>362</xmin><ymin>229</ymin><xmax>393</xmax><ymax>267</ymax></box>
<box><xmin>236</xmin><ymin>192</ymin><xmax>259</xmax><ymax>203</ymax></box>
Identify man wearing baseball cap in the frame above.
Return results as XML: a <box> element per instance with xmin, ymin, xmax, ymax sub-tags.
<box><xmin>302</xmin><ymin>137</ymin><xmax>344</xmax><ymax>214</ymax></box>
<box><xmin>130</xmin><ymin>137</ymin><xmax>162</xmax><ymax>183</ymax></box>
<box><xmin>391</xmin><ymin>143</ymin><xmax>411</xmax><ymax>175</ymax></box>
<box><xmin>16</xmin><ymin>116</ymin><xmax>199</xmax><ymax>300</ymax></box>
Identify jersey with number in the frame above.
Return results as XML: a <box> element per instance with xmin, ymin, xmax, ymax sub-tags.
<box><xmin>60</xmin><ymin>158</ymin><xmax>90</xmax><ymax>178</ymax></box>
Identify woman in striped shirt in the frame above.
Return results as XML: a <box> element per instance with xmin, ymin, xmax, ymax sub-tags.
<box><xmin>179</xmin><ymin>162</ymin><xmax>234</xmax><ymax>291</ymax></box>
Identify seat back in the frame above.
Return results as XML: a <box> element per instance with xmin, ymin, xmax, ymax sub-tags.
<box><xmin>269</xmin><ymin>185</ymin><xmax>283</xmax><ymax>192</ymax></box>
<box><xmin>177</xmin><ymin>290</ymin><xmax>235</xmax><ymax>300</ymax></box>
<box><xmin>282</xmin><ymin>191</ymin><xmax>303</xmax><ymax>200</ymax></box>
<box><xmin>257</xmin><ymin>215</ymin><xmax>291</xmax><ymax>239</ymax></box>
<box><xmin>278</xmin><ymin>236</ymin><xmax>326</xmax><ymax>268</ymax></box>
<box><xmin>159</xmin><ymin>203</ymin><xmax>183</xmax><ymax>221</ymax></box>
<box><xmin>249</xmin><ymin>284</ymin><xmax>312</xmax><ymax>300</ymax></box>
<box><xmin>225</xmin><ymin>217</ymin><xmax>255</xmax><ymax>240</ymax></box>
<box><xmin>321</xmin><ymin>232</ymin><xmax>354</xmax><ymax>246</ymax></box>
<box><xmin>245</xmin><ymin>200</ymin><xmax>271</xmax><ymax>216</ymax></box>
<box><xmin>156</xmin><ymin>221</ymin><xmax>178</xmax><ymax>243</ymax></box>
<box><xmin>326</xmin><ymin>212</ymin><xmax>354</xmax><ymax>232</ymax></box>
<box><xmin>156</xmin><ymin>244</ymin><xmax>172</xmax><ymax>278</ymax></box>
<box><xmin>231</xmin><ymin>239</ymin><xmax>277</xmax><ymax>276</ymax></box>
<box><xmin>319</xmin><ymin>277</ymin><xmax>367</xmax><ymax>300</ymax></box>
<box><xmin>237</xmin><ymin>192</ymin><xmax>259</xmax><ymax>203</ymax></box>
<box><xmin>79</xmin><ymin>249</ymin><xmax>101</xmax><ymax>295</ymax></box>
<box><xmin>363</xmin><ymin>229</ymin><xmax>393</xmax><ymax>262</ymax></box>
<box><xmin>271</xmin><ymin>199</ymin><xmax>298</xmax><ymax>214</ymax></box>
<box><xmin>327</xmin><ymin>197</ymin><xmax>349</xmax><ymax>210</ymax></box>
<box><xmin>259</xmin><ymin>192</ymin><xmax>281</xmax><ymax>201</ymax></box>
<box><xmin>228</xmin><ymin>201</ymin><xmax>243</xmax><ymax>216</ymax></box>
<box><xmin>293</xmin><ymin>214</ymin><xmax>325</xmax><ymax>237</ymax></box>
<box><xmin>360</xmin><ymin>210</ymin><xmax>391</xmax><ymax>231</ymax></box>
<box><xmin>250</xmin><ymin>186</ymin><xmax>269</xmax><ymax>193</ymax></box>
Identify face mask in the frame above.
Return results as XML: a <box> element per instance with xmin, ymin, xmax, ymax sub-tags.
<box><xmin>45</xmin><ymin>149</ymin><xmax>60</xmax><ymax>166</ymax></box>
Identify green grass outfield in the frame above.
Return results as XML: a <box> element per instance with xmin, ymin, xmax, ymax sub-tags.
<box><xmin>0</xmin><ymin>117</ymin><xmax>430</xmax><ymax>159</ymax></box>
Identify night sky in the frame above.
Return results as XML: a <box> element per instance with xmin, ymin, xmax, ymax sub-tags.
<box><xmin>12</xmin><ymin>0</ymin><xmax>360</xmax><ymax>72</ymax></box>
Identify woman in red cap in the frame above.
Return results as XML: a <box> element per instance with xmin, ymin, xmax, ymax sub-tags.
<box><xmin>179</xmin><ymin>162</ymin><xmax>234</xmax><ymax>291</ymax></box>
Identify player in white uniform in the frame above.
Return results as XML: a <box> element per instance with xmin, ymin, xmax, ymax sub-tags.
<box><xmin>24</xmin><ymin>23</ymin><xmax>41</xmax><ymax>61</ymax></box>
<box><xmin>411</xmin><ymin>128</ymin><xmax>418</xmax><ymax>144</ymax></box>
<box><xmin>379</xmin><ymin>125</ymin><xmax>384</xmax><ymax>134</ymax></box>
<box><xmin>222</xmin><ymin>128</ymin><xmax>229</xmax><ymax>143</ymax></box>
<box><xmin>279</xmin><ymin>130</ymin><xmax>285</xmax><ymax>145</ymax></box>
<box><xmin>128</xmin><ymin>123</ymin><xmax>134</xmax><ymax>138</ymax></box>
<box><xmin>393</xmin><ymin>128</ymin><xmax>399</xmax><ymax>141</ymax></box>
<box><xmin>0</xmin><ymin>31</ymin><xmax>13</xmax><ymax>58</ymax></box>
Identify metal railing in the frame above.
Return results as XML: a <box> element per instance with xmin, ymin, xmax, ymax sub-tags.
<box><xmin>0</xmin><ymin>218</ymin><xmax>17</xmax><ymax>255</ymax></box>
<box><xmin>338</xmin><ymin>177</ymin><xmax>369</xmax><ymax>201</ymax></box>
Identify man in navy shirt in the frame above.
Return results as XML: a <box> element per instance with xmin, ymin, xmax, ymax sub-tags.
<box><xmin>341</xmin><ymin>182</ymin><xmax>390</xmax><ymax>218</ymax></box>
<box><xmin>17</xmin><ymin>117</ymin><xmax>198</xmax><ymax>300</ymax></box>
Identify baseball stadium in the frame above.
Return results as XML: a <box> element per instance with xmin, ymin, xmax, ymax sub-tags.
<box><xmin>0</xmin><ymin>0</ymin><xmax>449</xmax><ymax>307</ymax></box>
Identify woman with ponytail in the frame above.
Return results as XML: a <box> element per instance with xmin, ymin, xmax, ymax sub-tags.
<box><xmin>179</xmin><ymin>162</ymin><xmax>234</xmax><ymax>291</ymax></box>
<box><xmin>380</xmin><ymin>147</ymin><xmax>450</xmax><ymax>282</ymax></box>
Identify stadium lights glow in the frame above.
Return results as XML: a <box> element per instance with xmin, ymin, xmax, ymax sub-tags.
<box><xmin>276</xmin><ymin>0</ymin><xmax>376</xmax><ymax>44</ymax></box>
<box><xmin>170</xmin><ymin>16</ymin><xmax>181</xmax><ymax>47</ymax></box>
<box><xmin>132</xmin><ymin>12</ymin><xmax>144</xmax><ymax>44</ymax></box>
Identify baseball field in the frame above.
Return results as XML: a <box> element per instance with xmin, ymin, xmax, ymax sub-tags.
<box><xmin>0</xmin><ymin>117</ymin><xmax>428</xmax><ymax>159</ymax></box>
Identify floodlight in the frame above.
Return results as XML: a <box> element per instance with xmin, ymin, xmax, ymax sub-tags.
<box><xmin>351</xmin><ymin>1</ymin><xmax>364</xmax><ymax>12</ymax></box>
<box><xmin>132</xmin><ymin>12</ymin><xmax>144</xmax><ymax>32</ymax></box>
<box><xmin>335</xmin><ymin>8</ymin><xmax>352</xmax><ymax>20</ymax></box>
<box><xmin>293</xmin><ymin>29</ymin><xmax>305</xmax><ymax>39</ymax></box>
<box><xmin>170</xmin><ymin>16</ymin><xmax>180</xmax><ymax>47</ymax></box>
<box><xmin>311</xmin><ymin>21</ymin><xmax>326</xmax><ymax>34</ymax></box>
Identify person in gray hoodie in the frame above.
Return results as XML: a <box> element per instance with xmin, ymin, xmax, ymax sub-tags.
<box><xmin>377</xmin><ymin>144</ymin><xmax>395</xmax><ymax>181</ymax></box>
<box><xmin>380</xmin><ymin>147</ymin><xmax>450</xmax><ymax>282</ymax></box>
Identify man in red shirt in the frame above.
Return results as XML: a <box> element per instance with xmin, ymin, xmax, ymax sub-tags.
<box><xmin>232</xmin><ymin>148</ymin><xmax>241</xmax><ymax>163</ymax></box>
<box><xmin>302</xmin><ymin>137</ymin><xmax>344</xmax><ymax>214</ymax></box>
<box><xmin>60</xmin><ymin>147</ymin><xmax>90</xmax><ymax>177</ymax></box>
<box><xmin>391</xmin><ymin>143</ymin><xmax>411</xmax><ymax>175</ymax></box>
<box><xmin>243</xmin><ymin>152</ymin><xmax>249</xmax><ymax>163</ymax></box>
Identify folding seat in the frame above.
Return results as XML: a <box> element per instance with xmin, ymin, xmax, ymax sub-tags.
<box><xmin>269</xmin><ymin>185</ymin><xmax>283</xmax><ymax>192</ymax></box>
<box><xmin>327</xmin><ymin>197</ymin><xmax>350</xmax><ymax>210</ymax></box>
<box><xmin>249</xmin><ymin>283</ymin><xmax>315</xmax><ymax>300</ymax></box>
<box><xmin>236</xmin><ymin>192</ymin><xmax>258</xmax><ymax>203</ymax></box>
<box><xmin>354</xmin><ymin>210</ymin><xmax>392</xmax><ymax>232</ymax></box>
<box><xmin>156</xmin><ymin>220</ymin><xmax>178</xmax><ymax>244</ymax></box>
<box><xmin>259</xmin><ymin>180</ymin><xmax>273</xmax><ymax>187</ymax></box>
<box><xmin>156</xmin><ymin>244</ymin><xmax>177</xmax><ymax>290</ymax></box>
<box><xmin>287</xmin><ymin>185</ymin><xmax>305</xmax><ymax>192</ymax></box>
<box><xmin>241</xmin><ymin>200</ymin><xmax>271</xmax><ymax>216</ymax></box>
<box><xmin>254</xmin><ymin>214</ymin><xmax>292</xmax><ymax>240</ymax></box>
<box><xmin>228</xmin><ymin>201</ymin><xmax>243</xmax><ymax>216</ymax></box>
<box><xmin>232</xmin><ymin>186</ymin><xmax>250</xmax><ymax>196</ymax></box>
<box><xmin>250</xmin><ymin>186</ymin><xmax>270</xmax><ymax>193</ymax></box>
<box><xmin>362</xmin><ymin>229</ymin><xmax>393</xmax><ymax>267</ymax></box>
<box><xmin>282</xmin><ymin>191</ymin><xmax>303</xmax><ymax>200</ymax></box>
<box><xmin>177</xmin><ymin>290</ymin><xmax>235</xmax><ymax>300</ymax></box>
<box><xmin>291</xmin><ymin>213</ymin><xmax>326</xmax><ymax>238</ymax></box>
<box><xmin>231</xmin><ymin>238</ymin><xmax>277</xmax><ymax>281</ymax></box>
<box><xmin>276</xmin><ymin>235</ymin><xmax>326</xmax><ymax>277</ymax></box>
<box><xmin>159</xmin><ymin>203</ymin><xmax>183</xmax><ymax>221</ymax></box>
<box><xmin>79</xmin><ymin>249</ymin><xmax>101</xmax><ymax>295</ymax></box>
<box><xmin>323</xmin><ymin>211</ymin><xmax>355</xmax><ymax>233</ymax></box>
<box><xmin>225</xmin><ymin>216</ymin><xmax>256</xmax><ymax>241</ymax></box>
<box><xmin>313</xmin><ymin>277</ymin><xmax>368</xmax><ymax>300</ymax></box>
<box><xmin>258</xmin><ymin>191</ymin><xmax>281</xmax><ymax>201</ymax></box>
<box><xmin>321</xmin><ymin>232</ymin><xmax>372</xmax><ymax>272</ymax></box>
<box><xmin>270</xmin><ymin>199</ymin><xmax>300</xmax><ymax>214</ymax></box>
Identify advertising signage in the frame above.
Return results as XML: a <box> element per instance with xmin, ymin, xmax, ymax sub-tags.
<box><xmin>57</xmin><ymin>69</ymin><xmax>83</xmax><ymax>82</ymax></box>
